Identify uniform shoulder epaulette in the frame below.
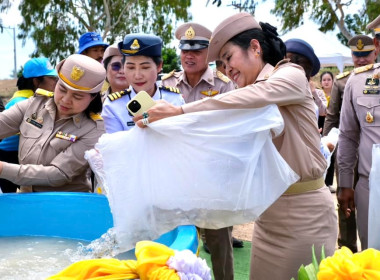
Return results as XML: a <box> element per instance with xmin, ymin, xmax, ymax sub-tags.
<box><xmin>107</xmin><ymin>89</ymin><xmax>131</xmax><ymax>101</ymax></box>
<box><xmin>354</xmin><ymin>64</ymin><xmax>374</xmax><ymax>74</ymax></box>
<box><xmin>160</xmin><ymin>85</ymin><xmax>181</xmax><ymax>94</ymax></box>
<box><xmin>35</xmin><ymin>88</ymin><xmax>54</xmax><ymax>97</ymax></box>
<box><xmin>215</xmin><ymin>70</ymin><xmax>230</xmax><ymax>83</ymax></box>
<box><xmin>336</xmin><ymin>71</ymin><xmax>351</xmax><ymax>80</ymax></box>
<box><xmin>89</xmin><ymin>112</ymin><xmax>103</xmax><ymax>121</ymax></box>
<box><xmin>161</xmin><ymin>70</ymin><xmax>175</xmax><ymax>81</ymax></box>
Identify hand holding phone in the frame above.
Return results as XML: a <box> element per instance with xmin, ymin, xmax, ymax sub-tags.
<box><xmin>126</xmin><ymin>91</ymin><xmax>156</xmax><ymax>116</ymax></box>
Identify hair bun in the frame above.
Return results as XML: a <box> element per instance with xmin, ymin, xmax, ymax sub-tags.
<box><xmin>259</xmin><ymin>22</ymin><xmax>279</xmax><ymax>39</ymax></box>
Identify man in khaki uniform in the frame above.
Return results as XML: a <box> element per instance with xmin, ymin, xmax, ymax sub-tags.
<box><xmin>323</xmin><ymin>34</ymin><xmax>377</xmax><ymax>252</ymax></box>
<box><xmin>162</xmin><ymin>22</ymin><xmax>236</xmax><ymax>280</ymax></box>
<box><xmin>337</xmin><ymin>15</ymin><xmax>380</xmax><ymax>250</ymax></box>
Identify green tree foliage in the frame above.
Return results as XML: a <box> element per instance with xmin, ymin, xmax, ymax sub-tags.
<box><xmin>0</xmin><ymin>0</ymin><xmax>12</xmax><ymax>32</ymax></box>
<box><xmin>211</xmin><ymin>0</ymin><xmax>378</xmax><ymax>42</ymax></box>
<box><xmin>15</xmin><ymin>0</ymin><xmax>191</xmax><ymax>64</ymax></box>
<box><xmin>162</xmin><ymin>47</ymin><xmax>180</xmax><ymax>74</ymax></box>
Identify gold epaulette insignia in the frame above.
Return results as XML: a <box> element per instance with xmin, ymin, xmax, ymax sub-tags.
<box><xmin>35</xmin><ymin>88</ymin><xmax>54</xmax><ymax>97</ymax></box>
<box><xmin>160</xmin><ymin>85</ymin><xmax>181</xmax><ymax>94</ymax></box>
<box><xmin>107</xmin><ymin>89</ymin><xmax>130</xmax><ymax>101</ymax></box>
<box><xmin>216</xmin><ymin>70</ymin><xmax>230</xmax><ymax>83</ymax></box>
<box><xmin>354</xmin><ymin>64</ymin><xmax>374</xmax><ymax>74</ymax></box>
<box><xmin>161</xmin><ymin>70</ymin><xmax>175</xmax><ymax>81</ymax></box>
<box><xmin>90</xmin><ymin>112</ymin><xmax>103</xmax><ymax>121</ymax></box>
<box><xmin>201</xmin><ymin>89</ymin><xmax>219</xmax><ymax>97</ymax></box>
<box><xmin>336</xmin><ymin>71</ymin><xmax>351</xmax><ymax>80</ymax></box>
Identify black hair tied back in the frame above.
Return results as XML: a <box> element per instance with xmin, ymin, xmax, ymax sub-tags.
<box><xmin>259</xmin><ymin>22</ymin><xmax>286</xmax><ymax>59</ymax></box>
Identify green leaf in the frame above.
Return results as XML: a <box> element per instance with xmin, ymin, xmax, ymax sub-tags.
<box><xmin>311</xmin><ymin>244</ymin><xmax>319</xmax><ymax>271</ymax></box>
<box><xmin>304</xmin><ymin>263</ymin><xmax>317</xmax><ymax>280</ymax></box>
<box><xmin>297</xmin><ymin>265</ymin><xmax>309</xmax><ymax>280</ymax></box>
<box><xmin>321</xmin><ymin>245</ymin><xmax>326</xmax><ymax>261</ymax></box>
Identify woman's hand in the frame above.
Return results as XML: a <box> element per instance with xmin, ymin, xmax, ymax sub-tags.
<box><xmin>133</xmin><ymin>100</ymin><xmax>184</xmax><ymax>128</ymax></box>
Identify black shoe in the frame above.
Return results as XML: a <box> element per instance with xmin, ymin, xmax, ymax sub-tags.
<box><xmin>203</xmin><ymin>242</ymin><xmax>210</xmax><ymax>254</ymax></box>
<box><xmin>232</xmin><ymin>237</ymin><xmax>244</xmax><ymax>248</ymax></box>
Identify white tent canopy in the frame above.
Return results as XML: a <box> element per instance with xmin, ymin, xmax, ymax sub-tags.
<box><xmin>281</xmin><ymin>22</ymin><xmax>353</xmax><ymax>73</ymax></box>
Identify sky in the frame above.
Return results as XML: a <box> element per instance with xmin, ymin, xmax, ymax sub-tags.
<box><xmin>0</xmin><ymin>0</ymin><xmax>351</xmax><ymax>80</ymax></box>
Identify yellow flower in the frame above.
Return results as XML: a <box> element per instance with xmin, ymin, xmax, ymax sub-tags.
<box><xmin>318</xmin><ymin>247</ymin><xmax>380</xmax><ymax>280</ymax></box>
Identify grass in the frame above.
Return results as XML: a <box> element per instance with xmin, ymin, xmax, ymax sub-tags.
<box><xmin>199</xmin><ymin>240</ymin><xmax>251</xmax><ymax>280</ymax></box>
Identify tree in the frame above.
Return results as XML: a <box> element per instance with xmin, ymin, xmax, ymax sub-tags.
<box><xmin>162</xmin><ymin>47</ymin><xmax>180</xmax><ymax>74</ymax></box>
<box><xmin>0</xmin><ymin>0</ymin><xmax>12</xmax><ymax>32</ymax></box>
<box><xmin>15</xmin><ymin>0</ymin><xmax>191</xmax><ymax>64</ymax></box>
<box><xmin>209</xmin><ymin>0</ymin><xmax>378</xmax><ymax>43</ymax></box>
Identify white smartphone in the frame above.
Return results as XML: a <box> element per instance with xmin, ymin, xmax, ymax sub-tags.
<box><xmin>126</xmin><ymin>91</ymin><xmax>156</xmax><ymax>116</ymax></box>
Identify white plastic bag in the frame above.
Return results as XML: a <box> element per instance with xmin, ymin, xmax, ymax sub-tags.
<box><xmin>369</xmin><ymin>143</ymin><xmax>380</xmax><ymax>250</ymax></box>
<box><xmin>86</xmin><ymin>106</ymin><xmax>299</xmax><ymax>252</ymax></box>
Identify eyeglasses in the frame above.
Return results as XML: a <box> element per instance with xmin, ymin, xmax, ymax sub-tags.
<box><xmin>110</xmin><ymin>62</ymin><xmax>122</xmax><ymax>72</ymax></box>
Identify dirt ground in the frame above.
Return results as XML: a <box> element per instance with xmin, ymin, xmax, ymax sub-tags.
<box><xmin>0</xmin><ymin>79</ymin><xmax>17</xmax><ymax>104</ymax></box>
<box><xmin>233</xmin><ymin>222</ymin><xmax>254</xmax><ymax>242</ymax></box>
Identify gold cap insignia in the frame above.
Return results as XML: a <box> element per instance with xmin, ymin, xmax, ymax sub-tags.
<box><xmin>366</xmin><ymin>112</ymin><xmax>374</xmax><ymax>123</ymax></box>
<box><xmin>357</xmin><ymin>39</ymin><xmax>364</xmax><ymax>50</ymax></box>
<box><xmin>131</xmin><ymin>39</ymin><xmax>140</xmax><ymax>50</ymax></box>
<box><xmin>70</xmin><ymin>66</ymin><xmax>85</xmax><ymax>81</ymax></box>
<box><xmin>185</xmin><ymin>26</ymin><xmax>195</xmax><ymax>39</ymax></box>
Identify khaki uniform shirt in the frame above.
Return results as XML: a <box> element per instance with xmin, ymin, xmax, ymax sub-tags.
<box><xmin>338</xmin><ymin>63</ymin><xmax>380</xmax><ymax>188</ymax></box>
<box><xmin>323</xmin><ymin>72</ymin><xmax>351</xmax><ymax>136</ymax></box>
<box><xmin>162</xmin><ymin>67</ymin><xmax>235</xmax><ymax>103</ymax></box>
<box><xmin>182</xmin><ymin>60</ymin><xmax>326</xmax><ymax>182</ymax></box>
<box><xmin>0</xmin><ymin>96</ymin><xmax>105</xmax><ymax>192</ymax></box>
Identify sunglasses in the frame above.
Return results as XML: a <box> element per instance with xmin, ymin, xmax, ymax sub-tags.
<box><xmin>110</xmin><ymin>62</ymin><xmax>122</xmax><ymax>72</ymax></box>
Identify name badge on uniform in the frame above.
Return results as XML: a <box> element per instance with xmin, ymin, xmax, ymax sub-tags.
<box><xmin>26</xmin><ymin>117</ymin><xmax>43</xmax><ymax>129</ymax></box>
<box><xmin>55</xmin><ymin>131</ymin><xmax>77</xmax><ymax>142</ymax></box>
<box><xmin>363</xmin><ymin>75</ymin><xmax>380</xmax><ymax>94</ymax></box>
<box><xmin>127</xmin><ymin>121</ymin><xmax>135</xmax><ymax>127</ymax></box>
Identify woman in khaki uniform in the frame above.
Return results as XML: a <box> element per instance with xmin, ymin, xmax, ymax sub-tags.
<box><xmin>0</xmin><ymin>54</ymin><xmax>106</xmax><ymax>193</ymax></box>
<box><xmin>134</xmin><ymin>13</ymin><xmax>337</xmax><ymax>280</ymax></box>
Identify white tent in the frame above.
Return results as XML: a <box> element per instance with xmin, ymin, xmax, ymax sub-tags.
<box><xmin>281</xmin><ymin>22</ymin><xmax>353</xmax><ymax>73</ymax></box>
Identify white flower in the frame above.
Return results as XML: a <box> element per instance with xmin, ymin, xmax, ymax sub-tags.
<box><xmin>167</xmin><ymin>250</ymin><xmax>211</xmax><ymax>280</ymax></box>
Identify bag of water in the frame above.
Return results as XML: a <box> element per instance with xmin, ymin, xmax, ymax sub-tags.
<box><xmin>85</xmin><ymin>105</ymin><xmax>299</xmax><ymax>252</ymax></box>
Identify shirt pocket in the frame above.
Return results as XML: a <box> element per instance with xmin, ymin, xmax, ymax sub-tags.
<box><xmin>49</xmin><ymin>137</ymin><xmax>73</xmax><ymax>154</ymax></box>
<box><xmin>19</xmin><ymin>120</ymin><xmax>44</xmax><ymax>161</ymax></box>
<box><xmin>356</xmin><ymin>96</ymin><xmax>380</xmax><ymax>127</ymax></box>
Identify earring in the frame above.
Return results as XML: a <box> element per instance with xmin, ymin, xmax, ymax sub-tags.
<box><xmin>255</xmin><ymin>51</ymin><xmax>260</xmax><ymax>57</ymax></box>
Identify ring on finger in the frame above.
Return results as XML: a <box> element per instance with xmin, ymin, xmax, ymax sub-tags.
<box><xmin>142</xmin><ymin>118</ymin><xmax>150</xmax><ymax>126</ymax></box>
<box><xmin>142</xmin><ymin>112</ymin><xmax>149</xmax><ymax>119</ymax></box>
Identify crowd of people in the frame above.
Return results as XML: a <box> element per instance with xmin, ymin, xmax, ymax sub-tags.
<box><xmin>0</xmin><ymin>10</ymin><xmax>379</xmax><ymax>280</ymax></box>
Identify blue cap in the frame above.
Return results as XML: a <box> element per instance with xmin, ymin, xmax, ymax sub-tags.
<box><xmin>118</xmin><ymin>33</ymin><xmax>162</xmax><ymax>57</ymax></box>
<box><xmin>23</xmin><ymin>57</ymin><xmax>57</xmax><ymax>78</ymax></box>
<box><xmin>78</xmin><ymin>32</ymin><xmax>109</xmax><ymax>54</ymax></box>
<box><xmin>285</xmin><ymin>39</ymin><xmax>320</xmax><ymax>76</ymax></box>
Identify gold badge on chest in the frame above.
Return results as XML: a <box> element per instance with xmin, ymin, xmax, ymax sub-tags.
<box><xmin>201</xmin><ymin>88</ymin><xmax>219</xmax><ymax>97</ymax></box>
<box><xmin>366</xmin><ymin>112</ymin><xmax>374</xmax><ymax>123</ymax></box>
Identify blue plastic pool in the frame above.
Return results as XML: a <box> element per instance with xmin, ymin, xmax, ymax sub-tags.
<box><xmin>0</xmin><ymin>192</ymin><xmax>198</xmax><ymax>253</ymax></box>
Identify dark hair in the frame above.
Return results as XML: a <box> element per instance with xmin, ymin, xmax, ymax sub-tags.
<box><xmin>215</xmin><ymin>60</ymin><xmax>224</xmax><ymax>67</ymax></box>
<box><xmin>320</xmin><ymin>71</ymin><xmax>334</xmax><ymax>83</ymax></box>
<box><xmin>84</xmin><ymin>92</ymin><xmax>103</xmax><ymax>117</ymax></box>
<box><xmin>122</xmin><ymin>55</ymin><xmax>162</xmax><ymax>67</ymax></box>
<box><xmin>16</xmin><ymin>76</ymin><xmax>45</xmax><ymax>91</ymax></box>
<box><xmin>103</xmin><ymin>56</ymin><xmax>113</xmax><ymax>72</ymax></box>
<box><xmin>286</xmin><ymin>52</ymin><xmax>313</xmax><ymax>80</ymax></box>
<box><xmin>228</xmin><ymin>23</ymin><xmax>286</xmax><ymax>67</ymax></box>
